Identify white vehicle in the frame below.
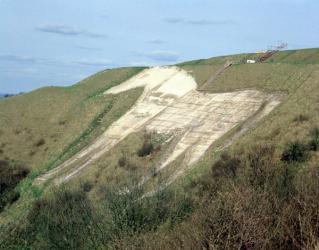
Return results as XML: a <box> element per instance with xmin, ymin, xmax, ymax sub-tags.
<box><xmin>247</xmin><ymin>59</ymin><xmax>256</xmax><ymax>64</ymax></box>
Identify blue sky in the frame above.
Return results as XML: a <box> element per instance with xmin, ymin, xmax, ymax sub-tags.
<box><xmin>0</xmin><ymin>0</ymin><xmax>318</xmax><ymax>93</ymax></box>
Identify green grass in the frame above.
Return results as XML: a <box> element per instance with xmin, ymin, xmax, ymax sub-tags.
<box><xmin>75</xmin><ymin>47</ymin><xmax>319</xmax><ymax>216</ymax></box>
<box><xmin>1</xmin><ymin>180</ymin><xmax>192</xmax><ymax>249</ymax></box>
<box><xmin>0</xmin><ymin>67</ymin><xmax>145</xmax><ymax>171</ymax></box>
<box><xmin>1</xmin><ymin>48</ymin><xmax>319</xmax><ymax>249</ymax></box>
<box><xmin>0</xmin><ymin>66</ymin><xmax>145</xmax><ymax>229</ymax></box>
<box><xmin>267</xmin><ymin>48</ymin><xmax>319</xmax><ymax>64</ymax></box>
<box><xmin>176</xmin><ymin>48</ymin><xmax>319</xmax><ymax>181</ymax></box>
<box><xmin>68</xmin><ymin>130</ymin><xmax>173</xmax><ymax>201</ymax></box>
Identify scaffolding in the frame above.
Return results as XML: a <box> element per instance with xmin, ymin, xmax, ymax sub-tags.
<box><xmin>256</xmin><ymin>42</ymin><xmax>288</xmax><ymax>62</ymax></box>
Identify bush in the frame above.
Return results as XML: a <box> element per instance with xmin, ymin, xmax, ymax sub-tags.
<box><xmin>197</xmin><ymin>152</ymin><xmax>241</xmax><ymax>197</ymax></box>
<box><xmin>102</xmin><ymin>184</ymin><xmax>192</xmax><ymax>237</ymax></box>
<box><xmin>242</xmin><ymin>144</ymin><xmax>296</xmax><ymax>199</ymax></box>
<box><xmin>118</xmin><ymin>149</ymin><xmax>129</xmax><ymax>167</ymax></box>
<box><xmin>135</xmin><ymin>145</ymin><xmax>318</xmax><ymax>250</ymax></box>
<box><xmin>137</xmin><ymin>141</ymin><xmax>154</xmax><ymax>157</ymax></box>
<box><xmin>308</xmin><ymin>127</ymin><xmax>319</xmax><ymax>151</ymax></box>
<box><xmin>137</xmin><ymin>132</ymin><xmax>158</xmax><ymax>157</ymax></box>
<box><xmin>211</xmin><ymin>152</ymin><xmax>240</xmax><ymax>179</ymax></box>
<box><xmin>4</xmin><ymin>189</ymin><xmax>96</xmax><ymax>249</ymax></box>
<box><xmin>118</xmin><ymin>152</ymin><xmax>137</xmax><ymax>171</ymax></box>
<box><xmin>2</xmin><ymin>180</ymin><xmax>192</xmax><ymax>249</ymax></box>
<box><xmin>293</xmin><ymin>114</ymin><xmax>309</xmax><ymax>123</ymax></box>
<box><xmin>118</xmin><ymin>155</ymin><xmax>127</xmax><ymax>167</ymax></box>
<box><xmin>58</xmin><ymin>120</ymin><xmax>66</xmax><ymax>126</ymax></box>
<box><xmin>281</xmin><ymin>141</ymin><xmax>308</xmax><ymax>163</ymax></box>
<box><xmin>34</xmin><ymin>138</ymin><xmax>45</xmax><ymax>147</ymax></box>
<box><xmin>81</xmin><ymin>181</ymin><xmax>93</xmax><ymax>192</ymax></box>
<box><xmin>245</xmin><ymin>145</ymin><xmax>278</xmax><ymax>189</ymax></box>
<box><xmin>0</xmin><ymin>160</ymin><xmax>29</xmax><ymax>212</ymax></box>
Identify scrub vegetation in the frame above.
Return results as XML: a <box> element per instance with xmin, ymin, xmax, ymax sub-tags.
<box><xmin>0</xmin><ymin>160</ymin><xmax>29</xmax><ymax>212</ymax></box>
<box><xmin>1</xmin><ymin>48</ymin><xmax>319</xmax><ymax>249</ymax></box>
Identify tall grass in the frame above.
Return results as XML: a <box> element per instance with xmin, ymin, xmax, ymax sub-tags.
<box><xmin>1</xmin><ymin>178</ymin><xmax>192</xmax><ymax>249</ymax></box>
<box><xmin>0</xmin><ymin>160</ymin><xmax>29</xmax><ymax>212</ymax></box>
<box><xmin>132</xmin><ymin>140</ymin><xmax>319</xmax><ymax>249</ymax></box>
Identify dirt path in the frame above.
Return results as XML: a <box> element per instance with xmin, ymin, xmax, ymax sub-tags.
<box><xmin>198</xmin><ymin>60</ymin><xmax>233</xmax><ymax>91</ymax></box>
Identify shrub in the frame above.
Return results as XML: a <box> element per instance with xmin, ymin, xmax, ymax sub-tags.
<box><xmin>118</xmin><ymin>153</ymin><xmax>137</xmax><ymax>171</ymax></box>
<box><xmin>126</xmin><ymin>161</ymin><xmax>137</xmax><ymax>171</ymax></box>
<box><xmin>34</xmin><ymin>138</ymin><xmax>45</xmax><ymax>147</ymax></box>
<box><xmin>2</xmin><ymin>180</ymin><xmax>192</xmax><ymax>249</ymax></box>
<box><xmin>137</xmin><ymin>132</ymin><xmax>159</xmax><ymax>157</ymax></box>
<box><xmin>81</xmin><ymin>181</ymin><xmax>93</xmax><ymax>192</ymax></box>
<box><xmin>58</xmin><ymin>120</ymin><xmax>66</xmax><ymax>126</ymax></box>
<box><xmin>102</xmin><ymin>184</ymin><xmax>192</xmax><ymax>236</ymax></box>
<box><xmin>118</xmin><ymin>156</ymin><xmax>126</xmax><ymax>167</ymax></box>
<box><xmin>29</xmin><ymin>150</ymin><xmax>36</xmax><ymax>156</ymax></box>
<box><xmin>137</xmin><ymin>141</ymin><xmax>154</xmax><ymax>157</ymax></box>
<box><xmin>6</xmin><ymin>189</ymin><xmax>96</xmax><ymax>249</ymax></box>
<box><xmin>135</xmin><ymin>147</ymin><xmax>318</xmax><ymax>250</ymax></box>
<box><xmin>211</xmin><ymin>152</ymin><xmax>240</xmax><ymax>179</ymax></box>
<box><xmin>281</xmin><ymin>141</ymin><xmax>308</xmax><ymax>163</ymax></box>
<box><xmin>234</xmin><ymin>144</ymin><xmax>278</xmax><ymax>191</ymax></box>
<box><xmin>308</xmin><ymin>127</ymin><xmax>319</xmax><ymax>151</ymax></box>
<box><xmin>293</xmin><ymin>114</ymin><xmax>309</xmax><ymax>123</ymax></box>
<box><xmin>0</xmin><ymin>160</ymin><xmax>29</xmax><ymax>212</ymax></box>
<box><xmin>196</xmin><ymin>152</ymin><xmax>241</xmax><ymax>197</ymax></box>
<box><xmin>118</xmin><ymin>154</ymin><xmax>128</xmax><ymax>167</ymax></box>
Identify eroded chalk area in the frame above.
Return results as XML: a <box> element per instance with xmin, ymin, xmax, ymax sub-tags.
<box><xmin>35</xmin><ymin>66</ymin><xmax>282</xmax><ymax>186</ymax></box>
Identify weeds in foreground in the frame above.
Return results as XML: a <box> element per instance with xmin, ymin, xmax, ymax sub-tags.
<box><xmin>308</xmin><ymin>127</ymin><xmax>319</xmax><ymax>151</ymax></box>
<box><xmin>281</xmin><ymin>141</ymin><xmax>308</xmax><ymax>163</ymax></box>
<box><xmin>0</xmin><ymin>160</ymin><xmax>29</xmax><ymax>212</ymax></box>
<box><xmin>1</xmin><ymin>179</ymin><xmax>192</xmax><ymax>249</ymax></box>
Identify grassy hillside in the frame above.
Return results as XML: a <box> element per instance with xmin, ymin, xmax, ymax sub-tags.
<box><xmin>0</xmin><ymin>67</ymin><xmax>145</xmax><ymax>227</ymax></box>
<box><xmin>1</xmin><ymin>48</ymin><xmax>319</xmax><ymax>249</ymax></box>
<box><xmin>138</xmin><ymin>48</ymin><xmax>319</xmax><ymax>249</ymax></box>
<box><xmin>0</xmin><ymin>67</ymin><xmax>145</xmax><ymax>171</ymax></box>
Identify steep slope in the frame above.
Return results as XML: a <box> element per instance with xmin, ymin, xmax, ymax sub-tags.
<box><xmin>1</xmin><ymin>48</ymin><xmax>319</xmax><ymax>249</ymax></box>
<box><xmin>0</xmin><ymin>67</ymin><xmax>145</xmax><ymax>172</ymax></box>
<box><xmin>35</xmin><ymin>66</ymin><xmax>197</xmax><ymax>185</ymax></box>
<box><xmin>34</xmin><ymin>66</ymin><xmax>282</xmax><ymax>190</ymax></box>
<box><xmin>0</xmin><ymin>67</ymin><xmax>145</xmax><ymax>227</ymax></box>
<box><xmin>126</xmin><ymin>48</ymin><xmax>319</xmax><ymax>249</ymax></box>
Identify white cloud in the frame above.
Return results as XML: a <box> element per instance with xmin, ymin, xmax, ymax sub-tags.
<box><xmin>74</xmin><ymin>59</ymin><xmax>113</xmax><ymax>67</ymax></box>
<box><xmin>164</xmin><ymin>18</ymin><xmax>234</xmax><ymax>26</ymax></box>
<box><xmin>140</xmin><ymin>50</ymin><xmax>180</xmax><ymax>62</ymax></box>
<box><xmin>128</xmin><ymin>61</ymin><xmax>155</xmax><ymax>67</ymax></box>
<box><xmin>0</xmin><ymin>54</ymin><xmax>114</xmax><ymax>68</ymax></box>
<box><xmin>35</xmin><ymin>24</ymin><xmax>107</xmax><ymax>38</ymax></box>
<box><xmin>147</xmin><ymin>39</ymin><xmax>165</xmax><ymax>45</ymax></box>
<box><xmin>0</xmin><ymin>54</ymin><xmax>38</xmax><ymax>63</ymax></box>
